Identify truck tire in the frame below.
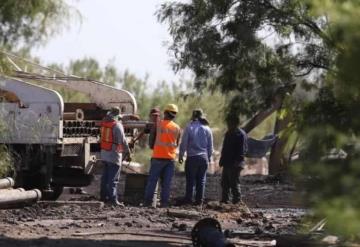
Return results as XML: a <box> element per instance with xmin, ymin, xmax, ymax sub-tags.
<box><xmin>41</xmin><ymin>186</ymin><xmax>64</xmax><ymax>201</ymax></box>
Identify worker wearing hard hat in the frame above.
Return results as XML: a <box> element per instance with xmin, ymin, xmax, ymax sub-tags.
<box><xmin>100</xmin><ymin>106</ymin><xmax>130</xmax><ymax>207</ymax></box>
<box><xmin>144</xmin><ymin>104</ymin><xmax>181</xmax><ymax>208</ymax></box>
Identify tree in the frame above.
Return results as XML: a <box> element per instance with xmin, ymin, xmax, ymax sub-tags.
<box><xmin>0</xmin><ymin>0</ymin><xmax>74</xmax><ymax>72</ymax></box>
<box><xmin>0</xmin><ymin>0</ymin><xmax>71</xmax><ymax>47</ymax></box>
<box><xmin>157</xmin><ymin>0</ymin><xmax>335</xmax><ymax>173</ymax></box>
<box><xmin>294</xmin><ymin>0</ymin><xmax>360</xmax><ymax>237</ymax></box>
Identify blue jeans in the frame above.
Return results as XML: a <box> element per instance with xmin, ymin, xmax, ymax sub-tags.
<box><xmin>144</xmin><ymin>159</ymin><xmax>175</xmax><ymax>206</ymax></box>
<box><xmin>100</xmin><ymin>161</ymin><xmax>121</xmax><ymax>202</ymax></box>
<box><xmin>185</xmin><ymin>155</ymin><xmax>208</xmax><ymax>203</ymax></box>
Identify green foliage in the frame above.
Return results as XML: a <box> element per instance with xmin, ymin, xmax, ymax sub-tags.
<box><xmin>293</xmin><ymin>0</ymin><xmax>360</xmax><ymax>238</ymax></box>
<box><xmin>0</xmin><ymin>145</ymin><xmax>13</xmax><ymax>178</ymax></box>
<box><xmin>157</xmin><ymin>0</ymin><xmax>334</xmax><ymax>117</ymax></box>
<box><xmin>0</xmin><ymin>0</ymin><xmax>72</xmax><ymax>47</ymax></box>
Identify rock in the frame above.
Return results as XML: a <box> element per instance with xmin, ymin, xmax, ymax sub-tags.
<box><xmin>322</xmin><ymin>235</ymin><xmax>339</xmax><ymax>244</ymax></box>
<box><xmin>124</xmin><ymin>222</ymin><xmax>133</xmax><ymax>227</ymax></box>
<box><xmin>178</xmin><ymin>223</ymin><xmax>187</xmax><ymax>231</ymax></box>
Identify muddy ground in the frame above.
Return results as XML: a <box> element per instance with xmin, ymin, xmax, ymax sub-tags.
<box><xmin>0</xmin><ymin>176</ymin><xmax>306</xmax><ymax>247</ymax></box>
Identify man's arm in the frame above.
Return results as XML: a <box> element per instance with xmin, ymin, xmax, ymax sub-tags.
<box><xmin>207</xmin><ymin>127</ymin><xmax>214</xmax><ymax>162</ymax></box>
<box><xmin>233</xmin><ymin>131</ymin><xmax>245</xmax><ymax>168</ymax></box>
<box><xmin>218</xmin><ymin>132</ymin><xmax>227</xmax><ymax>167</ymax></box>
<box><xmin>114</xmin><ymin>123</ymin><xmax>130</xmax><ymax>155</ymax></box>
<box><xmin>179</xmin><ymin>125</ymin><xmax>188</xmax><ymax>162</ymax></box>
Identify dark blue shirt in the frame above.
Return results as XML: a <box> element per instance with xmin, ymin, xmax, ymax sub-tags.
<box><xmin>219</xmin><ymin>128</ymin><xmax>247</xmax><ymax>167</ymax></box>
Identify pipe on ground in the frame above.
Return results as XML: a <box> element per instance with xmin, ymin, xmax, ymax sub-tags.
<box><xmin>0</xmin><ymin>177</ymin><xmax>14</xmax><ymax>189</ymax></box>
<box><xmin>0</xmin><ymin>188</ymin><xmax>25</xmax><ymax>194</ymax></box>
<box><xmin>0</xmin><ymin>189</ymin><xmax>42</xmax><ymax>208</ymax></box>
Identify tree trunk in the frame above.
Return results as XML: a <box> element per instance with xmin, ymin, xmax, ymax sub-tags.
<box><xmin>243</xmin><ymin>95</ymin><xmax>283</xmax><ymax>133</ymax></box>
<box><xmin>268</xmin><ymin>112</ymin><xmax>292</xmax><ymax>175</ymax></box>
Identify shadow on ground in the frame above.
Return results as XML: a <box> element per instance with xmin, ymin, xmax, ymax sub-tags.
<box><xmin>0</xmin><ymin>236</ymin><xmax>189</xmax><ymax>247</ymax></box>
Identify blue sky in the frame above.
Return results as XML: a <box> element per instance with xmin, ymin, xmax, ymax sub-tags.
<box><xmin>34</xmin><ymin>0</ymin><xmax>189</xmax><ymax>85</ymax></box>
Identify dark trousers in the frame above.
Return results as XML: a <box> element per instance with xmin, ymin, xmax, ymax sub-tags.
<box><xmin>100</xmin><ymin>161</ymin><xmax>121</xmax><ymax>202</ymax></box>
<box><xmin>184</xmin><ymin>155</ymin><xmax>208</xmax><ymax>203</ymax></box>
<box><xmin>221</xmin><ymin>166</ymin><xmax>242</xmax><ymax>203</ymax></box>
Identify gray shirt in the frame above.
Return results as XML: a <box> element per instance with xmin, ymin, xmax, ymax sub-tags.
<box><xmin>100</xmin><ymin>118</ymin><xmax>130</xmax><ymax>166</ymax></box>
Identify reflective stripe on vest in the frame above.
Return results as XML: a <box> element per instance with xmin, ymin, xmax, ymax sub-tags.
<box><xmin>152</xmin><ymin>120</ymin><xmax>180</xmax><ymax>159</ymax></box>
<box><xmin>100</xmin><ymin>121</ymin><xmax>124</xmax><ymax>152</ymax></box>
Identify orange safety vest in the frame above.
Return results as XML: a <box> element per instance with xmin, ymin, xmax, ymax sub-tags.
<box><xmin>100</xmin><ymin>121</ymin><xmax>124</xmax><ymax>152</ymax></box>
<box><xmin>152</xmin><ymin>120</ymin><xmax>180</xmax><ymax>160</ymax></box>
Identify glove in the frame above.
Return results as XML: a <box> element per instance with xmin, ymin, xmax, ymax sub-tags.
<box><xmin>178</xmin><ymin>157</ymin><xmax>183</xmax><ymax>164</ymax></box>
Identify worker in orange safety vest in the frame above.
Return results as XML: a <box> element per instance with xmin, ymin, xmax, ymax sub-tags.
<box><xmin>143</xmin><ymin>104</ymin><xmax>181</xmax><ymax>207</ymax></box>
<box><xmin>100</xmin><ymin>106</ymin><xmax>130</xmax><ymax>206</ymax></box>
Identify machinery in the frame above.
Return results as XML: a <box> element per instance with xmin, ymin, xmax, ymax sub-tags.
<box><xmin>191</xmin><ymin>218</ymin><xmax>235</xmax><ymax>247</ymax></box>
<box><xmin>0</xmin><ymin>52</ymin><xmax>148</xmax><ymax>200</ymax></box>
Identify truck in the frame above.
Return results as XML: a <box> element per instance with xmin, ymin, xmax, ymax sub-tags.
<box><xmin>0</xmin><ymin>53</ymin><xmax>146</xmax><ymax>200</ymax></box>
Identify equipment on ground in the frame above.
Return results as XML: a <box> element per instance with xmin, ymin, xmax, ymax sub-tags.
<box><xmin>0</xmin><ymin>177</ymin><xmax>41</xmax><ymax>208</ymax></box>
<box><xmin>191</xmin><ymin>218</ymin><xmax>235</xmax><ymax>247</ymax></box>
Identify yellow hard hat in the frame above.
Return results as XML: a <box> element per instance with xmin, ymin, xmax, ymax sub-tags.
<box><xmin>164</xmin><ymin>104</ymin><xmax>178</xmax><ymax>113</ymax></box>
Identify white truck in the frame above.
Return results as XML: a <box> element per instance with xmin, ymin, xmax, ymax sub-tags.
<box><xmin>0</xmin><ymin>55</ymin><xmax>144</xmax><ymax>200</ymax></box>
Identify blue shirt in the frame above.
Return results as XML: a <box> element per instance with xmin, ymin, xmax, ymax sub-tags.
<box><xmin>179</xmin><ymin>120</ymin><xmax>213</xmax><ymax>161</ymax></box>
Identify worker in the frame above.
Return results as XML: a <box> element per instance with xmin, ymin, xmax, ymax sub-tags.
<box><xmin>143</xmin><ymin>104</ymin><xmax>181</xmax><ymax>208</ymax></box>
<box><xmin>128</xmin><ymin>108</ymin><xmax>160</xmax><ymax>151</ymax></box>
<box><xmin>178</xmin><ymin>109</ymin><xmax>213</xmax><ymax>205</ymax></box>
<box><xmin>219</xmin><ymin>114</ymin><xmax>247</xmax><ymax>204</ymax></box>
<box><xmin>100</xmin><ymin>106</ymin><xmax>130</xmax><ymax>206</ymax></box>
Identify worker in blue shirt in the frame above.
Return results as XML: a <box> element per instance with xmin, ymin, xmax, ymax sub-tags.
<box><xmin>179</xmin><ymin>109</ymin><xmax>213</xmax><ymax>205</ymax></box>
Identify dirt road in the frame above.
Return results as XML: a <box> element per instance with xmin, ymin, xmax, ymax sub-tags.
<box><xmin>0</xmin><ymin>176</ymin><xmax>305</xmax><ymax>247</ymax></box>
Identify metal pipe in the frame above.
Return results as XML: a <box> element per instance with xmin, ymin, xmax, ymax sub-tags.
<box><xmin>0</xmin><ymin>189</ymin><xmax>42</xmax><ymax>208</ymax></box>
<box><xmin>0</xmin><ymin>188</ymin><xmax>25</xmax><ymax>193</ymax></box>
<box><xmin>192</xmin><ymin>218</ymin><xmax>235</xmax><ymax>247</ymax></box>
<box><xmin>123</xmin><ymin>121</ymin><xmax>153</xmax><ymax>129</ymax></box>
<box><xmin>63</xmin><ymin>109</ymin><xmax>84</xmax><ymax>121</ymax></box>
<box><xmin>75</xmin><ymin>109</ymin><xmax>84</xmax><ymax>121</ymax></box>
<box><xmin>0</xmin><ymin>177</ymin><xmax>14</xmax><ymax>189</ymax></box>
<box><xmin>63</xmin><ymin>112</ymin><xmax>77</xmax><ymax>120</ymax></box>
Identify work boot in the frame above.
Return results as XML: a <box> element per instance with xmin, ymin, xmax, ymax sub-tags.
<box><xmin>232</xmin><ymin>198</ymin><xmax>242</xmax><ymax>204</ymax></box>
<box><xmin>110</xmin><ymin>200</ymin><xmax>125</xmax><ymax>207</ymax></box>
<box><xmin>193</xmin><ymin>200</ymin><xmax>203</xmax><ymax>206</ymax></box>
<box><xmin>76</xmin><ymin>188</ymin><xmax>88</xmax><ymax>195</ymax></box>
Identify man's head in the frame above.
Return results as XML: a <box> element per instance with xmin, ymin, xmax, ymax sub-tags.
<box><xmin>164</xmin><ymin>103</ymin><xmax>178</xmax><ymax>120</ymax></box>
<box><xmin>108</xmin><ymin>106</ymin><xmax>121</xmax><ymax>120</ymax></box>
<box><xmin>191</xmin><ymin>108</ymin><xmax>204</xmax><ymax>120</ymax></box>
<box><xmin>226</xmin><ymin>114</ymin><xmax>240</xmax><ymax>130</ymax></box>
<box><xmin>149</xmin><ymin>107</ymin><xmax>160</xmax><ymax>117</ymax></box>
